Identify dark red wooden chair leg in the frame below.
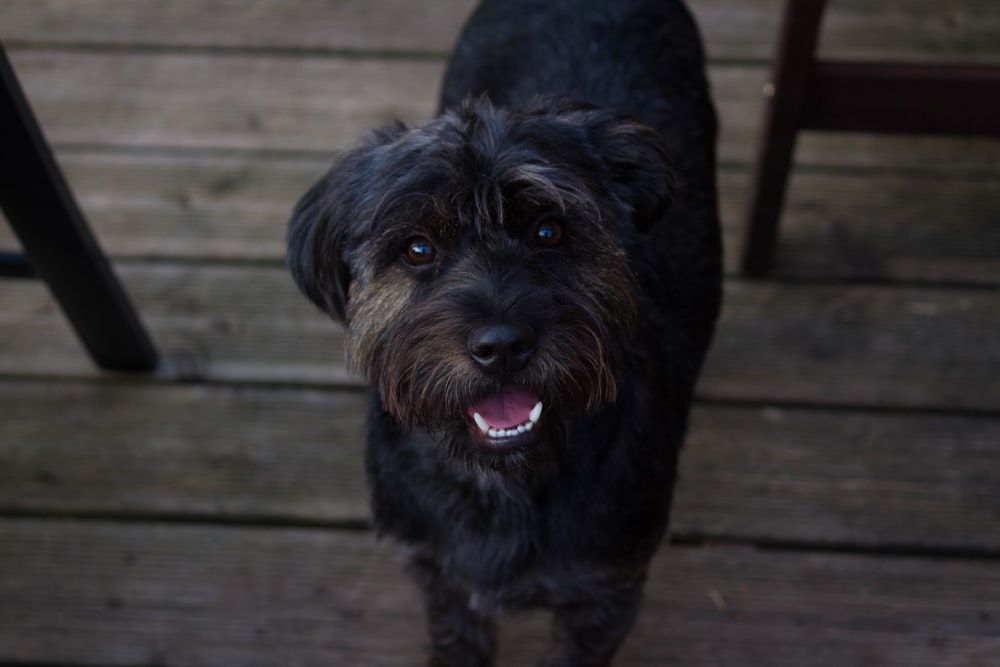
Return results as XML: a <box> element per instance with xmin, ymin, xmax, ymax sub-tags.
<box><xmin>740</xmin><ymin>0</ymin><xmax>828</xmax><ymax>276</ymax></box>
<box><xmin>740</xmin><ymin>0</ymin><xmax>1000</xmax><ymax>277</ymax></box>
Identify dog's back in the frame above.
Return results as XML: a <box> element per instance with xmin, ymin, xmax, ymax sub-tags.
<box><xmin>440</xmin><ymin>0</ymin><xmax>715</xmax><ymax>165</ymax></box>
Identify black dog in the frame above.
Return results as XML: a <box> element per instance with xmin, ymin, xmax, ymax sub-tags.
<box><xmin>287</xmin><ymin>0</ymin><xmax>721</xmax><ymax>664</ymax></box>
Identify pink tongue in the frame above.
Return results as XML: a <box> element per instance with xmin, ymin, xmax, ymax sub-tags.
<box><xmin>468</xmin><ymin>387</ymin><xmax>539</xmax><ymax>429</ymax></box>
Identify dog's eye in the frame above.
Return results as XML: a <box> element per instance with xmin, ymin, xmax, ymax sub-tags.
<box><xmin>535</xmin><ymin>220</ymin><xmax>563</xmax><ymax>247</ymax></box>
<box><xmin>403</xmin><ymin>236</ymin><xmax>437</xmax><ymax>266</ymax></box>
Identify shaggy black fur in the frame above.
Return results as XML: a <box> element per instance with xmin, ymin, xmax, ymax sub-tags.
<box><xmin>287</xmin><ymin>0</ymin><xmax>721</xmax><ymax>664</ymax></box>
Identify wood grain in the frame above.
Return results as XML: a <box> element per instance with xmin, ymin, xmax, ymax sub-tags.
<box><xmin>2</xmin><ymin>0</ymin><xmax>998</xmax><ymax>64</ymax></box>
<box><xmin>5</xmin><ymin>50</ymin><xmax>1000</xmax><ymax>170</ymax></box>
<box><xmin>5</xmin><ymin>50</ymin><xmax>444</xmax><ymax>153</ymax></box>
<box><xmin>0</xmin><ymin>519</ymin><xmax>996</xmax><ymax>667</ymax></box>
<box><xmin>2</xmin><ymin>380</ymin><xmax>998</xmax><ymax>550</ymax></box>
<box><xmin>676</xmin><ymin>405</ymin><xmax>1000</xmax><ymax>550</ymax></box>
<box><xmin>0</xmin><ymin>380</ymin><xmax>370</xmax><ymax>523</ymax></box>
<box><xmin>700</xmin><ymin>281</ymin><xmax>1000</xmax><ymax>412</ymax></box>
<box><xmin>6</xmin><ymin>267</ymin><xmax>1000</xmax><ymax>410</ymax></box>
<box><xmin>3</xmin><ymin>151</ymin><xmax>998</xmax><ymax>284</ymax></box>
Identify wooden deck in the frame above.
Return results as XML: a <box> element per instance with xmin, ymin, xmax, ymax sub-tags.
<box><xmin>1</xmin><ymin>1</ymin><xmax>998</xmax><ymax>665</ymax></box>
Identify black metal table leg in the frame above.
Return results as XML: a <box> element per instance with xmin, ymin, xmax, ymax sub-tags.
<box><xmin>0</xmin><ymin>44</ymin><xmax>158</xmax><ymax>372</ymax></box>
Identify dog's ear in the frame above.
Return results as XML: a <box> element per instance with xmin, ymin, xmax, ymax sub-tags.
<box><xmin>287</xmin><ymin>173</ymin><xmax>352</xmax><ymax>322</ymax></box>
<box><xmin>588</xmin><ymin>116</ymin><xmax>675</xmax><ymax>232</ymax></box>
<box><xmin>287</xmin><ymin>124</ymin><xmax>408</xmax><ymax>323</ymax></box>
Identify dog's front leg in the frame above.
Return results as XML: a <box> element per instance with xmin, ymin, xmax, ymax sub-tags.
<box><xmin>543</xmin><ymin>577</ymin><xmax>645</xmax><ymax>667</ymax></box>
<box><xmin>421</xmin><ymin>577</ymin><xmax>497</xmax><ymax>667</ymax></box>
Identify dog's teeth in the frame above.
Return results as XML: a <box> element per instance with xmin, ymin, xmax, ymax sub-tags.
<box><xmin>476</xmin><ymin>402</ymin><xmax>542</xmax><ymax>440</ymax></box>
<box><xmin>473</xmin><ymin>412</ymin><xmax>491</xmax><ymax>434</ymax></box>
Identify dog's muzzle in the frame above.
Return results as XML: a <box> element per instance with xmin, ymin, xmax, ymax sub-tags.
<box><xmin>463</xmin><ymin>321</ymin><xmax>544</xmax><ymax>450</ymax></box>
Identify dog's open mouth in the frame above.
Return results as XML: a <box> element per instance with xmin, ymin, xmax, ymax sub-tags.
<box><xmin>467</xmin><ymin>386</ymin><xmax>543</xmax><ymax>450</ymax></box>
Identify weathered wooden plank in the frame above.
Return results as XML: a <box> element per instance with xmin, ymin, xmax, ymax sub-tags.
<box><xmin>0</xmin><ymin>380</ymin><xmax>370</xmax><ymax>523</ymax></box>
<box><xmin>5</xmin><ymin>50</ymin><xmax>443</xmax><ymax>153</ymax></box>
<box><xmin>1</xmin><ymin>0</ymin><xmax>998</xmax><ymax>64</ymax></box>
<box><xmin>676</xmin><ymin>405</ymin><xmax>1000</xmax><ymax>550</ymax></box>
<box><xmin>813</xmin><ymin>0</ymin><xmax>1000</xmax><ymax>64</ymax></box>
<box><xmin>756</xmin><ymin>167</ymin><xmax>1000</xmax><ymax>284</ymax></box>
<box><xmin>0</xmin><ymin>256</ymin><xmax>346</xmax><ymax>382</ymax></box>
<box><xmin>0</xmin><ymin>151</ymin><xmax>324</xmax><ymax>262</ymax></box>
<box><xmin>2</xmin><ymin>380</ymin><xmax>998</xmax><ymax>550</ymax></box>
<box><xmin>5</xmin><ymin>50</ymin><xmax>1000</xmax><ymax>169</ymax></box>
<box><xmin>2</xmin><ymin>267</ymin><xmax>999</xmax><ymax>411</ymax></box>
<box><xmin>0</xmin><ymin>266</ymin><xmax>355</xmax><ymax>384</ymax></box>
<box><xmin>0</xmin><ymin>519</ymin><xmax>996</xmax><ymax>667</ymax></box>
<box><xmin>701</xmin><ymin>281</ymin><xmax>1000</xmax><ymax>412</ymax></box>
<box><xmin>0</xmin><ymin>0</ymin><xmax>479</xmax><ymax>56</ymax></box>
<box><xmin>2</xmin><ymin>151</ymin><xmax>998</xmax><ymax>284</ymax></box>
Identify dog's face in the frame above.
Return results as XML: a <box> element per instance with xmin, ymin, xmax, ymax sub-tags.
<box><xmin>288</xmin><ymin>97</ymin><xmax>672</xmax><ymax>470</ymax></box>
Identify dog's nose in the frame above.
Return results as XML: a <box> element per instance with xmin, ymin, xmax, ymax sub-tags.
<box><xmin>468</xmin><ymin>322</ymin><xmax>536</xmax><ymax>374</ymax></box>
